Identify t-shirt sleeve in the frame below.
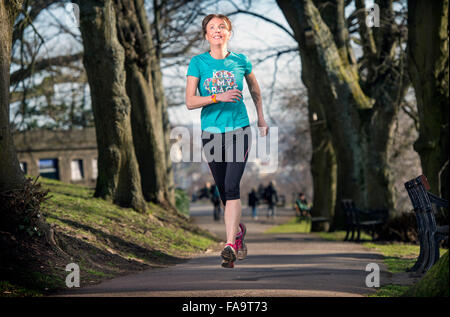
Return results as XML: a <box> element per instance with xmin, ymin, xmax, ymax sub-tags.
<box><xmin>186</xmin><ymin>57</ymin><xmax>200</xmax><ymax>78</ymax></box>
<box><xmin>243</xmin><ymin>54</ymin><xmax>252</xmax><ymax>76</ymax></box>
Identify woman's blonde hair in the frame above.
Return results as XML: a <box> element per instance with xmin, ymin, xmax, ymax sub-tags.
<box><xmin>201</xmin><ymin>14</ymin><xmax>232</xmax><ymax>39</ymax></box>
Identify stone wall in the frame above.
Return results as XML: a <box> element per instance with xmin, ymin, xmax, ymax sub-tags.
<box><xmin>13</xmin><ymin>128</ymin><xmax>98</xmax><ymax>187</ymax></box>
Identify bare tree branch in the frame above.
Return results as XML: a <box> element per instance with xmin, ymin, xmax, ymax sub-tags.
<box><xmin>10</xmin><ymin>52</ymin><xmax>83</xmax><ymax>85</ymax></box>
<box><xmin>226</xmin><ymin>9</ymin><xmax>296</xmax><ymax>41</ymax></box>
<box><xmin>12</xmin><ymin>0</ymin><xmax>61</xmax><ymax>46</ymax></box>
<box><xmin>253</xmin><ymin>47</ymin><xmax>298</xmax><ymax>65</ymax></box>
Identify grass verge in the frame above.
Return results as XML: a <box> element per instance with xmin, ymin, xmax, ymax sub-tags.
<box><xmin>317</xmin><ymin>230</ymin><xmax>372</xmax><ymax>241</ymax></box>
<box><xmin>402</xmin><ymin>251</ymin><xmax>449</xmax><ymax>297</ymax></box>
<box><xmin>265</xmin><ymin>218</ymin><xmax>374</xmax><ymax>240</ymax></box>
<box><xmin>315</xmin><ymin>231</ymin><xmax>447</xmax><ymax>297</ymax></box>
<box><xmin>264</xmin><ymin>217</ymin><xmax>311</xmax><ymax>234</ymax></box>
<box><xmin>1</xmin><ymin>177</ymin><xmax>220</xmax><ymax>297</ymax></box>
<box><xmin>263</xmin><ymin>219</ymin><xmax>448</xmax><ymax>297</ymax></box>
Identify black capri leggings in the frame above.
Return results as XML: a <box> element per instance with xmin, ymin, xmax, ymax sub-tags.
<box><xmin>201</xmin><ymin>125</ymin><xmax>252</xmax><ymax>207</ymax></box>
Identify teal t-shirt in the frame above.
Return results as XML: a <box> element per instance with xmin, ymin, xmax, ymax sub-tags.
<box><xmin>187</xmin><ymin>51</ymin><xmax>252</xmax><ymax>133</ymax></box>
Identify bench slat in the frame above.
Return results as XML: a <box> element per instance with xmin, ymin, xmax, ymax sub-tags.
<box><xmin>404</xmin><ymin>174</ymin><xmax>449</xmax><ymax>273</ymax></box>
<box><xmin>310</xmin><ymin>217</ymin><xmax>329</xmax><ymax>222</ymax></box>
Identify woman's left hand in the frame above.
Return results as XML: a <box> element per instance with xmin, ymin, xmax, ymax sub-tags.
<box><xmin>257</xmin><ymin>118</ymin><xmax>269</xmax><ymax>137</ymax></box>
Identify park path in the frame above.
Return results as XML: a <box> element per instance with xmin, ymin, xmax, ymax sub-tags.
<box><xmin>56</xmin><ymin>203</ymin><xmax>395</xmax><ymax>297</ymax></box>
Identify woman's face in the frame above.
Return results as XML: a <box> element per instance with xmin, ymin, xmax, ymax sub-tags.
<box><xmin>205</xmin><ymin>17</ymin><xmax>231</xmax><ymax>46</ymax></box>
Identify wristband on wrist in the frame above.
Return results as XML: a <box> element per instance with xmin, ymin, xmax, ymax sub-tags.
<box><xmin>211</xmin><ymin>94</ymin><xmax>218</xmax><ymax>103</ymax></box>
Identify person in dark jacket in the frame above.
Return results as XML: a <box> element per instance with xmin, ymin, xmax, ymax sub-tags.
<box><xmin>257</xmin><ymin>183</ymin><xmax>266</xmax><ymax>204</ymax></box>
<box><xmin>211</xmin><ymin>184</ymin><xmax>222</xmax><ymax>221</ymax></box>
<box><xmin>265</xmin><ymin>181</ymin><xmax>278</xmax><ymax>218</ymax></box>
<box><xmin>248</xmin><ymin>187</ymin><xmax>259</xmax><ymax>220</ymax></box>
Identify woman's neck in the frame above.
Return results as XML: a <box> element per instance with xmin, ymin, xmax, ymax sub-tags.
<box><xmin>209</xmin><ymin>45</ymin><xmax>230</xmax><ymax>59</ymax></box>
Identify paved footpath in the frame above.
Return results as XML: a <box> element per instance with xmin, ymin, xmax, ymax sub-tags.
<box><xmin>56</xmin><ymin>203</ymin><xmax>407</xmax><ymax>297</ymax></box>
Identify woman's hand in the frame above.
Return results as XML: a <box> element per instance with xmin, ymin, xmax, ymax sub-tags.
<box><xmin>216</xmin><ymin>89</ymin><xmax>242</xmax><ymax>103</ymax></box>
<box><xmin>258</xmin><ymin>117</ymin><xmax>269</xmax><ymax>137</ymax></box>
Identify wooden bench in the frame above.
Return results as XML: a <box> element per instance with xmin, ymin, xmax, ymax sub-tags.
<box><xmin>342</xmin><ymin>199</ymin><xmax>388</xmax><ymax>242</ymax></box>
<box><xmin>404</xmin><ymin>175</ymin><xmax>449</xmax><ymax>273</ymax></box>
<box><xmin>296</xmin><ymin>215</ymin><xmax>329</xmax><ymax>226</ymax></box>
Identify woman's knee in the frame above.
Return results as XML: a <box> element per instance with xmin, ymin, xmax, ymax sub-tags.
<box><xmin>224</xmin><ymin>184</ymin><xmax>240</xmax><ymax>201</ymax></box>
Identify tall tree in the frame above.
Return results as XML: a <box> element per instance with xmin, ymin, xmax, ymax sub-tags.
<box><xmin>152</xmin><ymin>0</ymin><xmax>176</xmax><ymax>206</ymax></box>
<box><xmin>226</xmin><ymin>4</ymin><xmax>337</xmax><ymax>231</ymax></box>
<box><xmin>0</xmin><ymin>0</ymin><xmax>26</xmax><ymax>193</ymax></box>
<box><xmin>308</xmin><ymin>95</ymin><xmax>337</xmax><ymax>231</ymax></box>
<box><xmin>277</xmin><ymin>0</ymin><xmax>409</xmax><ymax>229</ymax></box>
<box><xmin>114</xmin><ymin>0</ymin><xmax>174</xmax><ymax>206</ymax></box>
<box><xmin>77</xmin><ymin>0</ymin><xmax>146</xmax><ymax>212</ymax></box>
<box><xmin>407</xmin><ymin>0</ymin><xmax>449</xmax><ymax>199</ymax></box>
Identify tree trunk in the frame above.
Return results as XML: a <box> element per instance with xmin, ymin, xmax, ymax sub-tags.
<box><xmin>153</xmin><ymin>60</ymin><xmax>176</xmax><ymax>206</ymax></box>
<box><xmin>360</xmin><ymin>0</ymin><xmax>409</xmax><ymax>211</ymax></box>
<box><xmin>278</xmin><ymin>0</ymin><xmax>370</xmax><ymax>229</ymax></box>
<box><xmin>151</xmin><ymin>0</ymin><xmax>175</xmax><ymax>206</ymax></box>
<box><xmin>308</xmin><ymin>96</ymin><xmax>337</xmax><ymax>232</ymax></box>
<box><xmin>408</xmin><ymin>0</ymin><xmax>449</xmax><ymax>199</ymax></box>
<box><xmin>114</xmin><ymin>0</ymin><xmax>174</xmax><ymax>206</ymax></box>
<box><xmin>77</xmin><ymin>0</ymin><xmax>146</xmax><ymax>212</ymax></box>
<box><xmin>0</xmin><ymin>0</ymin><xmax>26</xmax><ymax>193</ymax></box>
<box><xmin>277</xmin><ymin>0</ymin><xmax>405</xmax><ymax>229</ymax></box>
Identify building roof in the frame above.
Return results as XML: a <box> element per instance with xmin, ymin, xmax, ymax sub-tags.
<box><xmin>13</xmin><ymin>128</ymin><xmax>97</xmax><ymax>152</ymax></box>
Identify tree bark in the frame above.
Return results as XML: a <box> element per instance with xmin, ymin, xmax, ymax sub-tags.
<box><xmin>152</xmin><ymin>0</ymin><xmax>175</xmax><ymax>206</ymax></box>
<box><xmin>114</xmin><ymin>0</ymin><xmax>174</xmax><ymax>206</ymax></box>
<box><xmin>408</xmin><ymin>0</ymin><xmax>449</xmax><ymax>199</ymax></box>
<box><xmin>308</xmin><ymin>96</ymin><xmax>337</xmax><ymax>232</ymax></box>
<box><xmin>77</xmin><ymin>0</ymin><xmax>146</xmax><ymax>212</ymax></box>
<box><xmin>0</xmin><ymin>0</ymin><xmax>26</xmax><ymax>193</ymax></box>
<box><xmin>153</xmin><ymin>58</ymin><xmax>176</xmax><ymax>206</ymax></box>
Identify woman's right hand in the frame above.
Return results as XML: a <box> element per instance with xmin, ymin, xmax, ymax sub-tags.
<box><xmin>216</xmin><ymin>89</ymin><xmax>242</xmax><ymax>103</ymax></box>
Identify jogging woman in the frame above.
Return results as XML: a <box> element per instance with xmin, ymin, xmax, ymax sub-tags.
<box><xmin>185</xmin><ymin>14</ymin><xmax>268</xmax><ymax>268</ymax></box>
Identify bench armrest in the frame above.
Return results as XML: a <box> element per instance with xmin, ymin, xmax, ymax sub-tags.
<box><xmin>428</xmin><ymin>192</ymin><xmax>449</xmax><ymax>208</ymax></box>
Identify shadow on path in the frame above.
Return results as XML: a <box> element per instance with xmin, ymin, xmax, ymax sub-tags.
<box><xmin>56</xmin><ymin>203</ymin><xmax>387</xmax><ymax>297</ymax></box>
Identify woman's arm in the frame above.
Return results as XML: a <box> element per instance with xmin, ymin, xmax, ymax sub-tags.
<box><xmin>245</xmin><ymin>72</ymin><xmax>269</xmax><ymax>136</ymax></box>
<box><xmin>185</xmin><ymin>76</ymin><xmax>243</xmax><ymax>110</ymax></box>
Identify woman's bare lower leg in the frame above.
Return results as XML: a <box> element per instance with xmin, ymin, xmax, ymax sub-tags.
<box><xmin>224</xmin><ymin>199</ymin><xmax>241</xmax><ymax>246</ymax></box>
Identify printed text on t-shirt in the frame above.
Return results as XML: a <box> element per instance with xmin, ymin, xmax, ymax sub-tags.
<box><xmin>203</xmin><ymin>70</ymin><xmax>238</xmax><ymax>94</ymax></box>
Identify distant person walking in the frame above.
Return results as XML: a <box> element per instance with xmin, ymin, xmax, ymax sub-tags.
<box><xmin>248</xmin><ymin>187</ymin><xmax>259</xmax><ymax>220</ymax></box>
<box><xmin>257</xmin><ymin>183</ymin><xmax>266</xmax><ymax>204</ymax></box>
<box><xmin>211</xmin><ymin>184</ymin><xmax>222</xmax><ymax>221</ymax></box>
<box><xmin>265</xmin><ymin>181</ymin><xmax>278</xmax><ymax>218</ymax></box>
<box><xmin>185</xmin><ymin>14</ymin><xmax>269</xmax><ymax>268</ymax></box>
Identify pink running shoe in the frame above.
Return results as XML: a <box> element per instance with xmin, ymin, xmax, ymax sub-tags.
<box><xmin>221</xmin><ymin>243</ymin><xmax>237</xmax><ymax>268</ymax></box>
<box><xmin>235</xmin><ymin>223</ymin><xmax>247</xmax><ymax>260</ymax></box>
